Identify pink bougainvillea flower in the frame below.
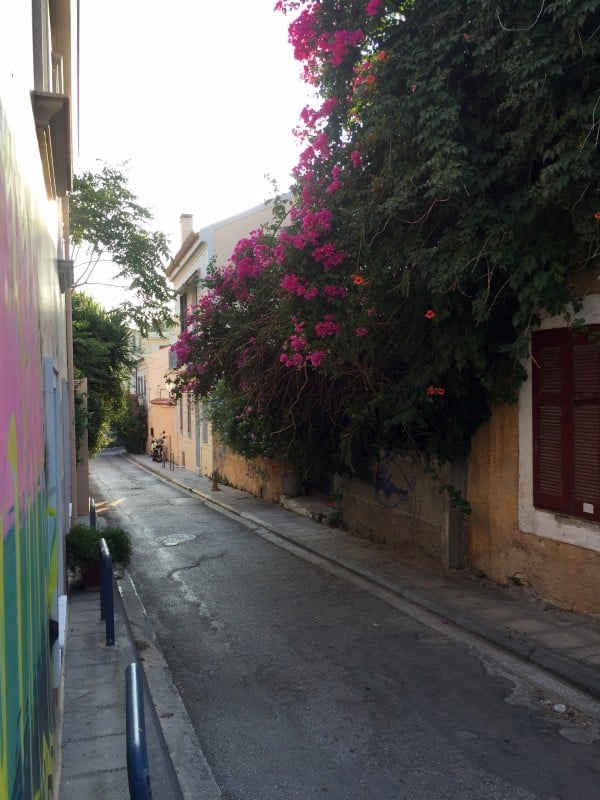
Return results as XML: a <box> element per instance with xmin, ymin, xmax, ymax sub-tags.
<box><xmin>437</xmin><ymin>387</ymin><xmax>446</xmax><ymax>396</ymax></box>
<box><xmin>314</xmin><ymin>314</ymin><xmax>341</xmax><ymax>337</ymax></box>
<box><xmin>366</xmin><ymin>0</ymin><xmax>382</xmax><ymax>15</ymax></box>
<box><xmin>355</xmin><ymin>327</ymin><xmax>368</xmax><ymax>337</ymax></box>
<box><xmin>280</xmin><ymin>273</ymin><xmax>306</xmax><ymax>295</ymax></box>
<box><xmin>323</xmin><ymin>284</ymin><xmax>346</xmax><ymax>299</ymax></box>
<box><xmin>307</xmin><ymin>350</ymin><xmax>327</xmax><ymax>368</ymax></box>
<box><xmin>425</xmin><ymin>309</ymin><xmax>435</xmax><ymax>319</ymax></box>
<box><xmin>289</xmin><ymin>334</ymin><xmax>307</xmax><ymax>351</ymax></box>
<box><xmin>595</xmin><ymin>211</ymin><xmax>600</xmax><ymax>220</ymax></box>
<box><xmin>280</xmin><ymin>352</ymin><xmax>305</xmax><ymax>368</ymax></box>
<box><xmin>350</xmin><ymin>149</ymin><xmax>362</xmax><ymax>169</ymax></box>
<box><xmin>426</xmin><ymin>385</ymin><xmax>436</xmax><ymax>397</ymax></box>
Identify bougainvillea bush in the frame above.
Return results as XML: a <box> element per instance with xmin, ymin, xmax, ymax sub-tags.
<box><xmin>172</xmin><ymin>0</ymin><xmax>600</xmax><ymax>481</ymax></box>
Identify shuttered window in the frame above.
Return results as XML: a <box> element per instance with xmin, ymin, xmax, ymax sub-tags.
<box><xmin>532</xmin><ymin>327</ymin><xmax>600</xmax><ymax>522</ymax></box>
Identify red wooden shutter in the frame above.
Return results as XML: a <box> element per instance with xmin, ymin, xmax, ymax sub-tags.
<box><xmin>572</xmin><ymin>334</ymin><xmax>600</xmax><ymax>519</ymax></box>
<box><xmin>532</xmin><ymin>329</ymin><xmax>570</xmax><ymax>513</ymax></box>
<box><xmin>532</xmin><ymin>326</ymin><xmax>600</xmax><ymax>522</ymax></box>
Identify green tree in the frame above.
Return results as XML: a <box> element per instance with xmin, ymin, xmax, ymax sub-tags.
<box><xmin>173</xmin><ymin>0</ymin><xmax>600</xmax><ymax>478</ymax></box>
<box><xmin>72</xmin><ymin>292</ymin><xmax>136</xmax><ymax>456</ymax></box>
<box><xmin>116</xmin><ymin>393</ymin><xmax>148</xmax><ymax>454</ymax></box>
<box><xmin>70</xmin><ymin>163</ymin><xmax>174</xmax><ymax>335</ymax></box>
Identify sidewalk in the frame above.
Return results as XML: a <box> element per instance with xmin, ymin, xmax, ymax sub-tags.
<box><xmin>125</xmin><ymin>452</ymin><xmax>600</xmax><ymax>703</ymax></box>
<box><xmin>58</xmin><ymin>537</ymin><xmax>184</xmax><ymax>800</ymax></box>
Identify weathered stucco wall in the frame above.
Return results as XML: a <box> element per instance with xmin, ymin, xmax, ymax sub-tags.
<box><xmin>215</xmin><ymin>448</ymin><xmax>456</xmax><ymax>562</ymax></box>
<box><xmin>338</xmin><ymin>455</ymin><xmax>450</xmax><ymax>561</ymax></box>
<box><xmin>466</xmin><ymin>403</ymin><xmax>600</xmax><ymax>613</ymax></box>
<box><xmin>214</xmin><ymin>445</ymin><xmax>284</xmax><ymax>503</ymax></box>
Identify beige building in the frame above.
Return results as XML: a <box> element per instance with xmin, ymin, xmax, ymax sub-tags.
<box><xmin>162</xmin><ymin>202</ymin><xmax>282</xmax><ymax>475</ymax></box>
<box><xmin>131</xmin><ymin>323</ymin><xmax>178</xmax><ymax>456</ymax></box>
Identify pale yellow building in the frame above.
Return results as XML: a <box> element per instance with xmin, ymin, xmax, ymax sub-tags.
<box><xmin>166</xmin><ymin>202</ymin><xmax>283</xmax><ymax>477</ymax></box>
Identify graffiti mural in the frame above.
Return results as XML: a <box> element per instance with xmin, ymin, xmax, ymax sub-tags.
<box><xmin>0</xmin><ymin>105</ymin><xmax>56</xmax><ymax>800</ymax></box>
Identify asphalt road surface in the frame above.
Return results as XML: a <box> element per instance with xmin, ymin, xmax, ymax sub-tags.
<box><xmin>91</xmin><ymin>452</ymin><xmax>600</xmax><ymax>800</ymax></box>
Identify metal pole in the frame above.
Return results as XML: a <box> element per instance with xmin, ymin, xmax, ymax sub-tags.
<box><xmin>99</xmin><ymin>538</ymin><xmax>114</xmax><ymax>646</ymax></box>
<box><xmin>90</xmin><ymin>496</ymin><xmax>96</xmax><ymax>527</ymax></box>
<box><xmin>126</xmin><ymin>663</ymin><xmax>152</xmax><ymax>800</ymax></box>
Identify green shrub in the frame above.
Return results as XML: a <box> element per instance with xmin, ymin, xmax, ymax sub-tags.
<box><xmin>66</xmin><ymin>523</ymin><xmax>132</xmax><ymax>574</ymax></box>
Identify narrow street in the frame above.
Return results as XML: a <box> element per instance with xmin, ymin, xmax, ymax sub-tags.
<box><xmin>91</xmin><ymin>453</ymin><xmax>600</xmax><ymax>800</ymax></box>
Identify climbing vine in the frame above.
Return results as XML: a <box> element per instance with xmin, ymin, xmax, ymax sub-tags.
<box><xmin>172</xmin><ymin>0</ymin><xmax>600</xmax><ymax>480</ymax></box>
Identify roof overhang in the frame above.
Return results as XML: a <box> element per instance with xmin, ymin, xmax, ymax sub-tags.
<box><xmin>31</xmin><ymin>91</ymin><xmax>72</xmax><ymax>198</ymax></box>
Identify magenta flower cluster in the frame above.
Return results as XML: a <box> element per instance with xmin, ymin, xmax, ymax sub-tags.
<box><xmin>172</xmin><ymin>0</ymin><xmax>382</xmax><ymax>393</ymax></box>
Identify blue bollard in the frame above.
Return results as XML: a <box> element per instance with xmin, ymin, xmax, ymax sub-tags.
<box><xmin>90</xmin><ymin>497</ymin><xmax>96</xmax><ymax>527</ymax></box>
<box><xmin>99</xmin><ymin>538</ymin><xmax>114</xmax><ymax>646</ymax></box>
<box><xmin>126</xmin><ymin>662</ymin><xmax>152</xmax><ymax>800</ymax></box>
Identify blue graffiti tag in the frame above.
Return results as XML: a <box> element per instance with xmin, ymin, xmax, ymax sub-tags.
<box><xmin>375</xmin><ymin>456</ymin><xmax>415</xmax><ymax>508</ymax></box>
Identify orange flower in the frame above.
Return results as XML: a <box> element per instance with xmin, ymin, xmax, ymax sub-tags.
<box><xmin>425</xmin><ymin>309</ymin><xmax>435</xmax><ymax>319</ymax></box>
<box><xmin>352</xmin><ymin>274</ymin><xmax>368</xmax><ymax>285</ymax></box>
<box><xmin>427</xmin><ymin>385</ymin><xmax>446</xmax><ymax>397</ymax></box>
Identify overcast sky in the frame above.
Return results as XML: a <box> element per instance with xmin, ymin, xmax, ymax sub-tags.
<box><xmin>77</xmin><ymin>0</ymin><xmax>314</xmax><ymax>254</ymax></box>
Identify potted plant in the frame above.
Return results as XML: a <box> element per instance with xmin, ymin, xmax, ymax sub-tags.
<box><xmin>66</xmin><ymin>523</ymin><xmax>132</xmax><ymax>590</ymax></box>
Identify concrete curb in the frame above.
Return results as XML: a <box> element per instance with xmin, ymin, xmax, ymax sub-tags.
<box><xmin>118</xmin><ymin>574</ymin><xmax>222</xmax><ymax>800</ymax></box>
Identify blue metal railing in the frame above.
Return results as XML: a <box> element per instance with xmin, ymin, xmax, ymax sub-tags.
<box><xmin>99</xmin><ymin>538</ymin><xmax>115</xmax><ymax>646</ymax></box>
<box><xmin>126</xmin><ymin>662</ymin><xmax>152</xmax><ymax>799</ymax></box>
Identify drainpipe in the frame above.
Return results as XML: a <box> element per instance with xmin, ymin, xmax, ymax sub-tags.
<box><xmin>64</xmin><ymin>195</ymin><xmax>78</xmax><ymax>529</ymax></box>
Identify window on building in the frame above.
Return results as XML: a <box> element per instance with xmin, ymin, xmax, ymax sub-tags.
<box><xmin>186</xmin><ymin>393</ymin><xmax>192</xmax><ymax>436</ymax></box>
<box><xmin>179</xmin><ymin>292</ymin><xmax>187</xmax><ymax>333</ymax></box>
<box><xmin>532</xmin><ymin>326</ymin><xmax>600</xmax><ymax>522</ymax></box>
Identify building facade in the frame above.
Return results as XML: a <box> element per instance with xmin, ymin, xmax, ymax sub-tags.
<box><xmin>466</xmin><ymin>280</ymin><xmax>600</xmax><ymax>614</ymax></box>
<box><xmin>0</xmin><ymin>0</ymin><xmax>78</xmax><ymax>797</ymax></box>
<box><xmin>166</xmin><ymin>203</ymin><xmax>281</xmax><ymax>478</ymax></box>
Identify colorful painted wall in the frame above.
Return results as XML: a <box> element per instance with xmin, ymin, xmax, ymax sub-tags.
<box><xmin>0</xmin><ymin>99</ymin><xmax>66</xmax><ymax>800</ymax></box>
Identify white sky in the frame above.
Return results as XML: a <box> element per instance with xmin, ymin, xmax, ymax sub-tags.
<box><xmin>77</xmin><ymin>0</ymin><xmax>315</xmax><ymax>297</ymax></box>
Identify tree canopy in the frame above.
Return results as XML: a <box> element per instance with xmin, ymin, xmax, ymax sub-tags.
<box><xmin>172</xmin><ymin>0</ymin><xmax>600</xmax><ymax>481</ymax></box>
<box><xmin>72</xmin><ymin>292</ymin><xmax>136</xmax><ymax>456</ymax></box>
<box><xmin>70</xmin><ymin>164</ymin><xmax>174</xmax><ymax>336</ymax></box>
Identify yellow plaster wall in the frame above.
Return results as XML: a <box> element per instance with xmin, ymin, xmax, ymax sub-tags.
<box><xmin>171</xmin><ymin>411</ymin><xmax>196</xmax><ymax>470</ymax></box>
<box><xmin>339</xmin><ymin>457</ymin><xmax>448</xmax><ymax>560</ymax></box>
<box><xmin>213</xmin><ymin>444</ymin><xmax>283</xmax><ymax>502</ymax></box>
<box><xmin>466</xmin><ymin>403</ymin><xmax>600</xmax><ymax>613</ymax></box>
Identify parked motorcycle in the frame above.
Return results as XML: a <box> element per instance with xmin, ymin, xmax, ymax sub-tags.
<box><xmin>151</xmin><ymin>432</ymin><xmax>166</xmax><ymax>462</ymax></box>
